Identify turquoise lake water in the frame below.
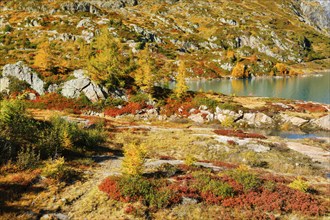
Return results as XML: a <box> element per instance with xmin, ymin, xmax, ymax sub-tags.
<box><xmin>170</xmin><ymin>73</ymin><xmax>330</xmax><ymax>104</ymax></box>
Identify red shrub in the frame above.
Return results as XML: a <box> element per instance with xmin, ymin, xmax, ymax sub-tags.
<box><xmin>98</xmin><ymin>176</ymin><xmax>122</xmax><ymax>201</ymax></box>
<box><xmin>200</xmin><ymin>191</ymin><xmax>222</xmax><ymax>204</ymax></box>
<box><xmin>124</xmin><ymin>204</ymin><xmax>136</xmax><ymax>214</ymax></box>
<box><xmin>104</xmin><ymin>102</ymin><xmax>146</xmax><ymax>117</ymax></box>
<box><xmin>168</xmin><ymin>181</ymin><xmax>200</xmax><ymax>203</ymax></box>
<box><xmin>161</xmin><ymin>98</ymin><xmax>195</xmax><ymax>117</ymax></box>
<box><xmin>221</xmin><ymin>184</ymin><xmax>328</xmax><ymax>216</ymax></box>
<box><xmin>30</xmin><ymin>93</ymin><xmax>87</xmax><ymax>113</ymax></box>
<box><xmin>260</xmin><ymin>173</ymin><xmax>290</xmax><ymax>184</ymax></box>
<box><xmin>158</xmin><ymin>155</ymin><xmax>176</xmax><ymax>160</ymax></box>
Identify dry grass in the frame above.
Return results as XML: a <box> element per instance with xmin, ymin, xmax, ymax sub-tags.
<box><xmin>234</xmin><ymin>97</ymin><xmax>267</xmax><ymax>109</ymax></box>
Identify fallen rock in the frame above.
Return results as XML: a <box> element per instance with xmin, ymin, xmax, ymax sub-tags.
<box><xmin>188</xmin><ymin>113</ymin><xmax>205</xmax><ymax>123</ymax></box>
<box><xmin>61</xmin><ymin>70</ymin><xmax>106</xmax><ymax>102</ymax></box>
<box><xmin>280</xmin><ymin>113</ymin><xmax>309</xmax><ymax>127</ymax></box>
<box><xmin>27</xmin><ymin>93</ymin><xmax>37</xmax><ymax>100</ymax></box>
<box><xmin>311</xmin><ymin>114</ymin><xmax>330</xmax><ymax>130</ymax></box>
<box><xmin>215</xmin><ymin>107</ymin><xmax>243</xmax><ymax>123</ymax></box>
<box><xmin>47</xmin><ymin>84</ymin><xmax>59</xmax><ymax>93</ymax></box>
<box><xmin>241</xmin><ymin>112</ymin><xmax>273</xmax><ymax>127</ymax></box>
<box><xmin>2</xmin><ymin>61</ymin><xmax>45</xmax><ymax>95</ymax></box>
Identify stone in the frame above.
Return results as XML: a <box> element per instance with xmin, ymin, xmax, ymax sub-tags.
<box><xmin>215</xmin><ymin>107</ymin><xmax>243</xmax><ymax>123</ymax></box>
<box><xmin>0</xmin><ymin>77</ymin><xmax>10</xmax><ymax>93</ymax></box>
<box><xmin>199</xmin><ymin>105</ymin><xmax>208</xmax><ymax>110</ymax></box>
<box><xmin>76</xmin><ymin>18</ymin><xmax>93</xmax><ymax>28</ymax></box>
<box><xmin>280</xmin><ymin>114</ymin><xmax>309</xmax><ymax>127</ymax></box>
<box><xmin>181</xmin><ymin>197</ymin><xmax>198</xmax><ymax>205</ymax></box>
<box><xmin>47</xmin><ymin>84</ymin><xmax>59</xmax><ymax>93</ymax></box>
<box><xmin>61</xmin><ymin>70</ymin><xmax>106</xmax><ymax>102</ymax></box>
<box><xmin>311</xmin><ymin>114</ymin><xmax>330</xmax><ymax>130</ymax></box>
<box><xmin>27</xmin><ymin>93</ymin><xmax>37</xmax><ymax>100</ymax></box>
<box><xmin>188</xmin><ymin>113</ymin><xmax>204</xmax><ymax>124</ymax></box>
<box><xmin>61</xmin><ymin>2</ymin><xmax>101</xmax><ymax>15</ymax></box>
<box><xmin>241</xmin><ymin>112</ymin><xmax>273</xmax><ymax>127</ymax></box>
<box><xmin>2</xmin><ymin>61</ymin><xmax>45</xmax><ymax>95</ymax></box>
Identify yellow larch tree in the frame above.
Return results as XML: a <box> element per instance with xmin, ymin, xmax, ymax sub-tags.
<box><xmin>174</xmin><ymin>60</ymin><xmax>189</xmax><ymax>98</ymax></box>
<box><xmin>231</xmin><ymin>62</ymin><xmax>249</xmax><ymax>78</ymax></box>
<box><xmin>86</xmin><ymin>27</ymin><xmax>122</xmax><ymax>89</ymax></box>
<box><xmin>134</xmin><ymin>44</ymin><xmax>155</xmax><ymax>94</ymax></box>
<box><xmin>34</xmin><ymin>42</ymin><xmax>53</xmax><ymax>70</ymax></box>
<box><xmin>121</xmin><ymin>143</ymin><xmax>147</xmax><ymax>176</ymax></box>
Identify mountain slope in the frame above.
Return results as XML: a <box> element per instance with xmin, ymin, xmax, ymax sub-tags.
<box><xmin>0</xmin><ymin>0</ymin><xmax>329</xmax><ymax>82</ymax></box>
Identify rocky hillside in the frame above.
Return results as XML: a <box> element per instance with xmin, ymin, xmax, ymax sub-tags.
<box><xmin>0</xmin><ymin>0</ymin><xmax>329</xmax><ymax>83</ymax></box>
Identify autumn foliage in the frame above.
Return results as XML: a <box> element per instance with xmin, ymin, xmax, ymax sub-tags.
<box><xmin>104</xmin><ymin>102</ymin><xmax>148</xmax><ymax>117</ymax></box>
<box><xmin>99</xmin><ymin>165</ymin><xmax>328</xmax><ymax>217</ymax></box>
<box><xmin>231</xmin><ymin>62</ymin><xmax>249</xmax><ymax>78</ymax></box>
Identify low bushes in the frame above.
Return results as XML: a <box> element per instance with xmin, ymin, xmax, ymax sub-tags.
<box><xmin>192</xmin><ymin>172</ymin><xmax>234</xmax><ymax>199</ymax></box>
<box><xmin>99</xmin><ymin>176</ymin><xmax>173</xmax><ymax>208</ymax></box>
<box><xmin>0</xmin><ymin>99</ymin><xmax>106</xmax><ymax>167</ymax></box>
<box><xmin>30</xmin><ymin>93</ymin><xmax>90</xmax><ymax>113</ymax></box>
<box><xmin>288</xmin><ymin>177</ymin><xmax>310</xmax><ymax>192</ymax></box>
<box><xmin>226</xmin><ymin>166</ymin><xmax>261</xmax><ymax>191</ymax></box>
<box><xmin>160</xmin><ymin>98</ymin><xmax>194</xmax><ymax>117</ymax></box>
<box><xmin>192</xmin><ymin>95</ymin><xmax>219</xmax><ymax>111</ymax></box>
<box><xmin>99</xmin><ymin>165</ymin><xmax>328</xmax><ymax>217</ymax></box>
<box><xmin>42</xmin><ymin>157</ymin><xmax>66</xmax><ymax>179</ymax></box>
<box><xmin>104</xmin><ymin>102</ymin><xmax>148</xmax><ymax>117</ymax></box>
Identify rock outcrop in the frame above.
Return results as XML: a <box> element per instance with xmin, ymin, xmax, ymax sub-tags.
<box><xmin>280</xmin><ymin>113</ymin><xmax>309</xmax><ymax>127</ymax></box>
<box><xmin>311</xmin><ymin>114</ymin><xmax>330</xmax><ymax>130</ymax></box>
<box><xmin>241</xmin><ymin>112</ymin><xmax>274</xmax><ymax>128</ymax></box>
<box><xmin>61</xmin><ymin>2</ymin><xmax>101</xmax><ymax>15</ymax></box>
<box><xmin>215</xmin><ymin>107</ymin><xmax>243</xmax><ymax>123</ymax></box>
<box><xmin>61</xmin><ymin>70</ymin><xmax>106</xmax><ymax>102</ymax></box>
<box><xmin>1</xmin><ymin>61</ymin><xmax>45</xmax><ymax>95</ymax></box>
<box><xmin>298</xmin><ymin>0</ymin><xmax>330</xmax><ymax>35</ymax></box>
<box><xmin>89</xmin><ymin>0</ymin><xmax>138</xmax><ymax>9</ymax></box>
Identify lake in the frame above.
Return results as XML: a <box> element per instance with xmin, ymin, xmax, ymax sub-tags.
<box><xmin>170</xmin><ymin>73</ymin><xmax>330</xmax><ymax>104</ymax></box>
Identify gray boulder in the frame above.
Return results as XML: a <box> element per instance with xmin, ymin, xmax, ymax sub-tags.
<box><xmin>61</xmin><ymin>70</ymin><xmax>106</xmax><ymax>102</ymax></box>
<box><xmin>2</xmin><ymin>61</ymin><xmax>45</xmax><ymax>95</ymax></box>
